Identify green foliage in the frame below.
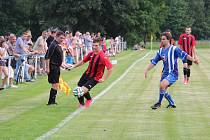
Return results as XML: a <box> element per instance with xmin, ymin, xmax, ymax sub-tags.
<box><xmin>0</xmin><ymin>0</ymin><xmax>209</xmax><ymax>42</ymax></box>
<box><xmin>124</xmin><ymin>31</ymin><xmax>143</xmax><ymax>47</ymax></box>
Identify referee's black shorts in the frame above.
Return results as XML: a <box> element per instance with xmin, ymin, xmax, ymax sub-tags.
<box><xmin>182</xmin><ymin>59</ymin><xmax>192</xmax><ymax>66</ymax></box>
<box><xmin>48</xmin><ymin>65</ymin><xmax>60</xmax><ymax>84</ymax></box>
<box><xmin>78</xmin><ymin>73</ymin><xmax>98</xmax><ymax>90</ymax></box>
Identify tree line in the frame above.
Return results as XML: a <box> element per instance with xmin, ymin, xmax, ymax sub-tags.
<box><xmin>0</xmin><ymin>0</ymin><xmax>209</xmax><ymax>46</ymax></box>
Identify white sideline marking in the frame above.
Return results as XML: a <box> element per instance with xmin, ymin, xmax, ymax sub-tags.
<box><xmin>36</xmin><ymin>51</ymin><xmax>151</xmax><ymax>140</ymax></box>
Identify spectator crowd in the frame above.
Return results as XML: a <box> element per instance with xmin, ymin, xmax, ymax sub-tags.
<box><xmin>0</xmin><ymin>29</ymin><xmax>126</xmax><ymax>90</ymax></box>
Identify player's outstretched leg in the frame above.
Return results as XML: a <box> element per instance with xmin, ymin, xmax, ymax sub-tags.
<box><xmin>84</xmin><ymin>92</ymin><xmax>92</xmax><ymax>108</ymax></box>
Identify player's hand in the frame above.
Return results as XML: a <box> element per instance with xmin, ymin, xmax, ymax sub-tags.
<box><xmin>194</xmin><ymin>60</ymin><xmax>199</xmax><ymax>64</ymax></box>
<box><xmin>193</xmin><ymin>58</ymin><xmax>199</xmax><ymax>65</ymax></box>
<box><xmin>66</xmin><ymin>65</ymin><xmax>75</xmax><ymax>71</ymax></box>
<box><xmin>98</xmin><ymin>78</ymin><xmax>105</xmax><ymax>83</ymax></box>
<box><xmin>195</xmin><ymin>58</ymin><xmax>200</xmax><ymax>64</ymax></box>
<box><xmin>144</xmin><ymin>70</ymin><xmax>148</xmax><ymax>78</ymax></box>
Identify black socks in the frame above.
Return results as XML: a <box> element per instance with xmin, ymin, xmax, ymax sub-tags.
<box><xmin>183</xmin><ymin>68</ymin><xmax>190</xmax><ymax>78</ymax></box>
<box><xmin>48</xmin><ymin>88</ymin><xmax>57</xmax><ymax>104</ymax></box>
<box><xmin>78</xmin><ymin>92</ymin><xmax>92</xmax><ymax>105</ymax></box>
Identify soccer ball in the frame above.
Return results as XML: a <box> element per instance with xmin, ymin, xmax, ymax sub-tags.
<box><xmin>73</xmin><ymin>87</ymin><xmax>84</xmax><ymax>97</ymax></box>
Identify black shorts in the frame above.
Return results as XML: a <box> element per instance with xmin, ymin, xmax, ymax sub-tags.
<box><xmin>182</xmin><ymin>59</ymin><xmax>192</xmax><ymax>66</ymax></box>
<box><xmin>78</xmin><ymin>73</ymin><xmax>98</xmax><ymax>90</ymax></box>
<box><xmin>48</xmin><ymin>65</ymin><xmax>60</xmax><ymax>84</ymax></box>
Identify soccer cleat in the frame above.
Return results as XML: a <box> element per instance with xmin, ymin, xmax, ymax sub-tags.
<box><xmin>0</xmin><ymin>87</ymin><xmax>4</xmax><ymax>90</ymax></box>
<box><xmin>186</xmin><ymin>79</ymin><xmax>190</xmax><ymax>84</ymax></box>
<box><xmin>78</xmin><ymin>104</ymin><xmax>85</xmax><ymax>109</ymax></box>
<box><xmin>85</xmin><ymin>99</ymin><xmax>92</xmax><ymax>108</ymax></box>
<box><xmin>166</xmin><ymin>104</ymin><xmax>176</xmax><ymax>108</ymax></box>
<box><xmin>151</xmin><ymin>102</ymin><xmax>161</xmax><ymax>110</ymax></box>
<box><xmin>46</xmin><ymin>102</ymin><xmax>58</xmax><ymax>106</ymax></box>
<box><xmin>183</xmin><ymin>78</ymin><xmax>187</xmax><ymax>85</ymax></box>
<box><xmin>26</xmin><ymin>79</ymin><xmax>35</xmax><ymax>82</ymax></box>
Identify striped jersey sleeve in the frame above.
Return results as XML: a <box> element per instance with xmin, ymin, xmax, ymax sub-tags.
<box><xmin>175</xmin><ymin>46</ymin><xmax>188</xmax><ymax>61</ymax></box>
<box><xmin>151</xmin><ymin>49</ymin><xmax>162</xmax><ymax>65</ymax></box>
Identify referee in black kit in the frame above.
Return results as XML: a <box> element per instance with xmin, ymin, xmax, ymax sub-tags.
<box><xmin>45</xmin><ymin>30</ymin><xmax>65</xmax><ymax>105</ymax></box>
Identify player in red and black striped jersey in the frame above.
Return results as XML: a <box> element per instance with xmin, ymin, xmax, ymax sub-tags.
<box><xmin>178</xmin><ymin>27</ymin><xmax>199</xmax><ymax>84</ymax></box>
<box><xmin>69</xmin><ymin>38</ymin><xmax>113</xmax><ymax>108</ymax></box>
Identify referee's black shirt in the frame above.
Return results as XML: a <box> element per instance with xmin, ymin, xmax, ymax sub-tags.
<box><xmin>45</xmin><ymin>40</ymin><xmax>63</xmax><ymax>67</ymax></box>
<box><xmin>46</xmin><ymin>36</ymin><xmax>54</xmax><ymax>47</ymax></box>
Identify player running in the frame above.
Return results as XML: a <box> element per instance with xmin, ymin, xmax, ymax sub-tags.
<box><xmin>178</xmin><ymin>27</ymin><xmax>199</xmax><ymax>85</ymax></box>
<box><xmin>144</xmin><ymin>32</ymin><xmax>199</xmax><ymax>110</ymax></box>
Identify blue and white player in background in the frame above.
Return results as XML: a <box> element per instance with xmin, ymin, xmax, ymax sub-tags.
<box><xmin>144</xmin><ymin>32</ymin><xmax>199</xmax><ymax>110</ymax></box>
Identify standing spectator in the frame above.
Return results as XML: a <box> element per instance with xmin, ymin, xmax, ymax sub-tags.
<box><xmin>65</xmin><ymin>31</ymin><xmax>73</xmax><ymax>47</ymax></box>
<box><xmin>4</xmin><ymin>32</ymin><xmax>10</xmax><ymax>42</ymax></box>
<box><xmin>5</xmin><ymin>34</ymin><xmax>19</xmax><ymax>88</ymax></box>
<box><xmin>178</xmin><ymin>27</ymin><xmax>199</xmax><ymax>85</ymax></box>
<box><xmin>15</xmin><ymin>32</ymin><xmax>34</xmax><ymax>82</ymax></box>
<box><xmin>24</xmin><ymin>30</ymin><xmax>33</xmax><ymax>49</ymax></box>
<box><xmin>84</xmin><ymin>32</ymin><xmax>93</xmax><ymax>53</ymax></box>
<box><xmin>0</xmin><ymin>38</ymin><xmax>8</xmax><ymax>90</ymax></box>
<box><xmin>33</xmin><ymin>30</ymin><xmax>48</xmax><ymax>75</ymax></box>
<box><xmin>7</xmin><ymin>34</ymin><xmax>20</xmax><ymax>60</ymax></box>
<box><xmin>74</xmin><ymin>31</ymin><xmax>83</xmax><ymax>62</ymax></box>
<box><xmin>96</xmin><ymin>32</ymin><xmax>101</xmax><ymax>38</ymax></box>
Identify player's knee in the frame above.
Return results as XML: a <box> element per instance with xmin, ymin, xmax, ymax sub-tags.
<box><xmin>183</xmin><ymin>63</ymin><xmax>187</xmax><ymax>68</ymax></box>
<box><xmin>82</xmin><ymin>86</ymin><xmax>89</xmax><ymax>94</ymax></box>
<box><xmin>160</xmin><ymin>82</ymin><xmax>168</xmax><ymax>90</ymax></box>
<box><xmin>52</xmin><ymin>83</ymin><xmax>59</xmax><ymax>90</ymax></box>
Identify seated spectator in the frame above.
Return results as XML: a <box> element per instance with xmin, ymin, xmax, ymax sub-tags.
<box><xmin>0</xmin><ymin>38</ymin><xmax>8</xmax><ymax>90</ymax></box>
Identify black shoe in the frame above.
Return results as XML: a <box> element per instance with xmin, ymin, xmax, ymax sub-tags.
<box><xmin>166</xmin><ymin>104</ymin><xmax>176</xmax><ymax>108</ymax></box>
<box><xmin>26</xmin><ymin>79</ymin><xmax>35</xmax><ymax>82</ymax></box>
<box><xmin>0</xmin><ymin>88</ymin><xmax>4</xmax><ymax>90</ymax></box>
<box><xmin>46</xmin><ymin>102</ymin><xmax>58</xmax><ymax>106</ymax></box>
<box><xmin>151</xmin><ymin>102</ymin><xmax>161</xmax><ymax>110</ymax></box>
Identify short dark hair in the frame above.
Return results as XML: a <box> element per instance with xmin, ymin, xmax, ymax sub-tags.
<box><xmin>56</xmin><ymin>30</ymin><xmax>65</xmax><ymax>37</ymax></box>
<box><xmin>161</xmin><ymin>32</ymin><xmax>172</xmax><ymax>40</ymax></box>
<box><xmin>93</xmin><ymin>37</ymin><xmax>102</xmax><ymax>43</ymax></box>
<box><xmin>5</xmin><ymin>32</ymin><xmax>11</xmax><ymax>37</ymax></box>
<box><xmin>165</xmin><ymin>29</ymin><xmax>171</xmax><ymax>33</ymax></box>
<box><xmin>0</xmin><ymin>38</ymin><xmax>5</xmax><ymax>46</ymax></box>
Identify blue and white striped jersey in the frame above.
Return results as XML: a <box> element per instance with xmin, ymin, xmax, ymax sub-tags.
<box><xmin>151</xmin><ymin>45</ymin><xmax>188</xmax><ymax>78</ymax></box>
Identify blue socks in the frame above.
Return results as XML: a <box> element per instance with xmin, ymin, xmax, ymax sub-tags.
<box><xmin>164</xmin><ymin>92</ymin><xmax>175</xmax><ymax>105</ymax></box>
<box><xmin>158</xmin><ymin>89</ymin><xmax>166</xmax><ymax>104</ymax></box>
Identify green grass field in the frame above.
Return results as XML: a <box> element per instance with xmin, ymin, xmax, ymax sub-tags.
<box><xmin>0</xmin><ymin>48</ymin><xmax>210</xmax><ymax>140</ymax></box>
